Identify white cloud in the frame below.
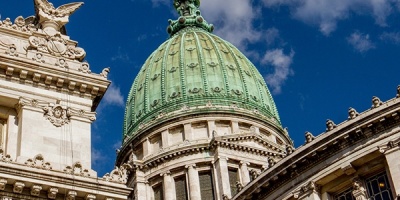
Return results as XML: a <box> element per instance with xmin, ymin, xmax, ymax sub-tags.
<box><xmin>347</xmin><ymin>32</ymin><xmax>375</xmax><ymax>52</ymax></box>
<box><xmin>262</xmin><ymin>49</ymin><xmax>295</xmax><ymax>94</ymax></box>
<box><xmin>91</xmin><ymin>148</ymin><xmax>105</xmax><ymax>165</ymax></box>
<box><xmin>103</xmin><ymin>83</ymin><xmax>125</xmax><ymax>107</ymax></box>
<box><xmin>380</xmin><ymin>31</ymin><xmax>400</xmax><ymax>44</ymax></box>
<box><xmin>201</xmin><ymin>0</ymin><xmax>262</xmax><ymax>50</ymax></box>
<box><xmin>111</xmin><ymin>47</ymin><xmax>131</xmax><ymax>63</ymax></box>
<box><xmin>264</xmin><ymin>0</ymin><xmax>395</xmax><ymax>35</ymax></box>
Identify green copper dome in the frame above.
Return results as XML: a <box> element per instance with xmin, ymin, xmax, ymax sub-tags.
<box><xmin>122</xmin><ymin>1</ymin><xmax>282</xmax><ymax>141</ymax></box>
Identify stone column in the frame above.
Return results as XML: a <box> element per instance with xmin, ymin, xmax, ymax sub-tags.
<box><xmin>161</xmin><ymin>171</ymin><xmax>176</xmax><ymax>200</ymax></box>
<box><xmin>215</xmin><ymin>156</ymin><xmax>231</xmax><ymax>199</ymax></box>
<box><xmin>379</xmin><ymin>140</ymin><xmax>400</xmax><ymax>196</ymax></box>
<box><xmin>134</xmin><ymin>170</ymin><xmax>148</xmax><ymax>200</ymax></box>
<box><xmin>184</xmin><ymin>123</ymin><xmax>193</xmax><ymax>141</ymax></box>
<box><xmin>186</xmin><ymin>164</ymin><xmax>201</xmax><ymax>200</ymax></box>
<box><xmin>239</xmin><ymin>162</ymin><xmax>250</xmax><ymax>185</ymax></box>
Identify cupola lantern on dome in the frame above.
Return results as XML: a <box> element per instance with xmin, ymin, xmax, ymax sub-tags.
<box><xmin>122</xmin><ymin>0</ymin><xmax>287</xmax><ymax>145</ymax></box>
<box><xmin>167</xmin><ymin>0</ymin><xmax>214</xmax><ymax>36</ymax></box>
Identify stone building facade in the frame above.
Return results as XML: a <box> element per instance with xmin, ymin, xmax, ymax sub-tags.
<box><xmin>0</xmin><ymin>0</ymin><xmax>131</xmax><ymax>199</ymax></box>
<box><xmin>0</xmin><ymin>0</ymin><xmax>399</xmax><ymax>200</ymax></box>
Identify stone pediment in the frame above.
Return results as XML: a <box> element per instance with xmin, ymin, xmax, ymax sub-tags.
<box><xmin>212</xmin><ymin>133</ymin><xmax>287</xmax><ymax>158</ymax></box>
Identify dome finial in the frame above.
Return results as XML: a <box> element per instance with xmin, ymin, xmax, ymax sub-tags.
<box><xmin>167</xmin><ymin>0</ymin><xmax>213</xmax><ymax>36</ymax></box>
<box><xmin>173</xmin><ymin>0</ymin><xmax>200</xmax><ymax>17</ymax></box>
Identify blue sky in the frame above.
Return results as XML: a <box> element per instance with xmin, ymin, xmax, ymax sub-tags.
<box><xmin>1</xmin><ymin>0</ymin><xmax>400</xmax><ymax>176</ymax></box>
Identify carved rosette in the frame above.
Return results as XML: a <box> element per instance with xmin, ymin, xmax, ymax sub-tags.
<box><xmin>43</xmin><ymin>104</ymin><xmax>70</xmax><ymax>127</ymax></box>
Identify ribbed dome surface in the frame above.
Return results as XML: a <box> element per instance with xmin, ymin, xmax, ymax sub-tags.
<box><xmin>123</xmin><ymin>27</ymin><xmax>281</xmax><ymax>140</ymax></box>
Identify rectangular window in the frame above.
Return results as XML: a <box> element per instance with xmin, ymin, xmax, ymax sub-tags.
<box><xmin>229</xmin><ymin>169</ymin><xmax>238</xmax><ymax>196</ymax></box>
<box><xmin>153</xmin><ymin>184</ymin><xmax>163</xmax><ymax>200</ymax></box>
<box><xmin>366</xmin><ymin>171</ymin><xmax>394</xmax><ymax>200</ymax></box>
<box><xmin>334</xmin><ymin>188</ymin><xmax>355</xmax><ymax>200</ymax></box>
<box><xmin>175</xmin><ymin>176</ymin><xmax>188</xmax><ymax>200</ymax></box>
<box><xmin>199</xmin><ymin>172</ymin><xmax>215</xmax><ymax>199</ymax></box>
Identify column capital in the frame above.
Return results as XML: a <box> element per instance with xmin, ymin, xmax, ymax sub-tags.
<box><xmin>185</xmin><ymin>164</ymin><xmax>197</xmax><ymax>169</ymax></box>
<box><xmin>160</xmin><ymin>171</ymin><xmax>171</xmax><ymax>177</ymax></box>
<box><xmin>240</xmin><ymin>161</ymin><xmax>250</xmax><ymax>166</ymax></box>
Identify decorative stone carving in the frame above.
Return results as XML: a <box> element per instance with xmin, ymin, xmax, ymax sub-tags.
<box><xmin>250</xmin><ymin>169</ymin><xmax>260</xmax><ymax>180</ymax></box>
<box><xmin>13</xmin><ymin>181</ymin><xmax>25</xmax><ymax>193</ymax></box>
<box><xmin>24</xmin><ymin>154</ymin><xmax>52</xmax><ymax>170</ymax></box>
<box><xmin>66</xmin><ymin>190</ymin><xmax>77</xmax><ymax>200</ymax></box>
<box><xmin>268</xmin><ymin>157</ymin><xmax>276</xmax><ymax>168</ymax></box>
<box><xmin>43</xmin><ymin>103</ymin><xmax>70</xmax><ymax>127</ymax></box>
<box><xmin>0</xmin><ymin>179</ymin><xmax>7</xmax><ymax>190</ymax></box>
<box><xmin>55</xmin><ymin>58</ymin><xmax>68</xmax><ymax>68</ymax></box>
<box><xmin>79</xmin><ymin>62</ymin><xmax>91</xmax><ymax>73</ymax></box>
<box><xmin>352</xmin><ymin>179</ymin><xmax>367</xmax><ymax>200</ymax></box>
<box><xmin>100</xmin><ymin>67</ymin><xmax>110</xmax><ymax>78</ymax></box>
<box><xmin>348</xmin><ymin>107</ymin><xmax>359</xmax><ymax>119</ymax></box>
<box><xmin>305</xmin><ymin>131</ymin><xmax>315</xmax><ymax>143</ymax></box>
<box><xmin>286</xmin><ymin>145</ymin><xmax>294</xmax><ymax>155</ymax></box>
<box><xmin>68</xmin><ymin>108</ymin><xmax>96</xmax><ymax>121</ymax></box>
<box><xmin>0</xmin><ymin>149</ymin><xmax>12</xmax><ymax>163</ymax></box>
<box><xmin>64</xmin><ymin>162</ymin><xmax>90</xmax><ymax>177</ymax></box>
<box><xmin>372</xmin><ymin>96</ymin><xmax>383</xmax><ymax>108</ymax></box>
<box><xmin>236</xmin><ymin>181</ymin><xmax>243</xmax><ymax>192</ymax></box>
<box><xmin>48</xmin><ymin>187</ymin><xmax>59</xmax><ymax>199</ymax></box>
<box><xmin>378</xmin><ymin>138</ymin><xmax>400</xmax><ymax>154</ymax></box>
<box><xmin>85</xmin><ymin>194</ymin><xmax>96</xmax><ymax>200</ymax></box>
<box><xmin>397</xmin><ymin>85</ymin><xmax>400</xmax><ymax>98</ymax></box>
<box><xmin>103</xmin><ymin>163</ymin><xmax>132</xmax><ymax>183</ymax></box>
<box><xmin>0</xmin><ymin>17</ymin><xmax>36</xmax><ymax>33</ymax></box>
<box><xmin>293</xmin><ymin>181</ymin><xmax>319</xmax><ymax>199</ymax></box>
<box><xmin>31</xmin><ymin>185</ymin><xmax>42</xmax><ymax>196</ymax></box>
<box><xmin>326</xmin><ymin>119</ymin><xmax>337</xmax><ymax>131</ymax></box>
<box><xmin>28</xmin><ymin>33</ymin><xmax>86</xmax><ymax>61</ymax></box>
<box><xmin>222</xmin><ymin>194</ymin><xmax>231</xmax><ymax>200</ymax></box>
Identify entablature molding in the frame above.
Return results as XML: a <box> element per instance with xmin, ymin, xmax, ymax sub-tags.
<box><xmin>0</xmin><ymin>54</ymin><xmax>110</xmax><ymax>102</ymax></box>
<box><xmin>16</xmin><ymin>97</ymin><xmax>96</xmax><ymax>126</ymax></box>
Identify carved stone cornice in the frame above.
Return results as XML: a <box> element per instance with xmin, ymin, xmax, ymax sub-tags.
<box><xmin>378</xmin><ymin>137</ymin><xmax>400</xmax><ymax>154</ymax></box>
<box><xmin>30</xmin><ymin>184</ymin><xmax>42</xmax><ymax>196</ymax></box>
<box><xmin>48</xmin><ymin>187</ymin><xmax>58</xmax><ymax>199</ymax></box>
<box><xmin>0</xmin><ymin>179</ymin><xmax>6</xmax><ymax>190</ymax></box>
<box><xmin>232</xmin><ymin>88</ymin><xmax>400</xmax><ymax>200</ymax></box>
<box><xmin>0</xmin><ymin>54</ymin><xmax>110</xmax><ymax>110</ymax></box>
<box><xmin>13</xmin><ymin>181</ymin><xmax>24</xmax><ymax>193</ymax></box>
<box><xmin>67</xmin><ymin>190</ymin><xmax>77</xmax><ymax>200</ymax></box>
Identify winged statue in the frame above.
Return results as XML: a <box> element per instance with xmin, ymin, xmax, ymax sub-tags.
<box><xmin>34</xmin><ymin>0</ymin><xmax>83</xmax><ymax>18</ymax></box>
